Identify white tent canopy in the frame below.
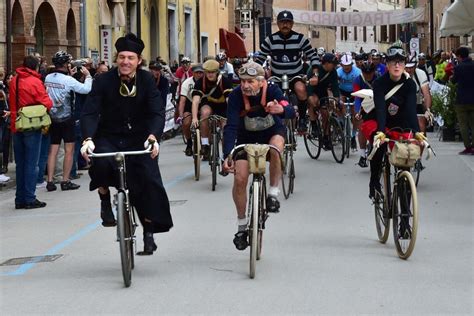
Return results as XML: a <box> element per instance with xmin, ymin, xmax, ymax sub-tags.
<box><xmin>440</xmin><ymin>0</ymin><xmax>474</xmax><ymax>37</ymax></box>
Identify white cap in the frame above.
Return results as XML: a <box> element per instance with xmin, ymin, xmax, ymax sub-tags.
<box><xmin>340</xmin><ymin>54</ymin><xmax>353</xmax><ymax>66</ymax></box>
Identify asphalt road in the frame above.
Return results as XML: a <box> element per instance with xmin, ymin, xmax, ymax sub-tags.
<box><xmin>0</xmin><ymin>133</ymin><xmax>472</xmax><ymax>315</ymax></box>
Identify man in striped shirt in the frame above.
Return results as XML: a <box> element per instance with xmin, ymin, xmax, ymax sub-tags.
<box><xmin>256</xmin><ymin>10</ymin><xmax>319</xmax><ymax>132</ymax></box>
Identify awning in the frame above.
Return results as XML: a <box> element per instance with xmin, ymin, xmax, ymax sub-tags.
<box><xmin>440</xmin><ymin>0</ymin><xmax>474</xmax><ymax>37</ymax></box>
<box><xmin>219</xmin><ymin>28</ymin><xmax>247</xmax><ymax>58</ymax></box>
<box><xmin>99</xmin><ymin>0</ymin><xmax>112</xmax><ymax>26</ymax></box>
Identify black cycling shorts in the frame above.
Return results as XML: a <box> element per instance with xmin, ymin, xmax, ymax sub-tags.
<box><xmin>50</xmin><ymin>118</ymin><xmax>75</xmax><ymax>144</ymax></box>
<box><xmin>416</xmin><ymin>104</ymin><xmax>425</xmax><ymax>115</ymax></box>
<box><xmin>202</xmin><ymin>103</ymin><xmax>227</xmax><ymax>118</ymax></box>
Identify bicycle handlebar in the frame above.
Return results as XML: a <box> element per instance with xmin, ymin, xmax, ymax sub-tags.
<box><xmin>88</xmin><ymin>145</ymin><xmax>153</xmax><ymax>159</ymax></box>
<box><xmin>367</xmin><ymin>138</ymin><xmax>436</xmax><ymax>161</ymax></box>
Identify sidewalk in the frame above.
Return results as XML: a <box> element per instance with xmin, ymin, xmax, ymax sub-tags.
<box><xmin>0</xmin><ymin>128</ymin><xmax>183</xmax><ymax>192</ymax></box>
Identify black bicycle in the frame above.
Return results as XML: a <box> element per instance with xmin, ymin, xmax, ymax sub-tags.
<box><xmin>229</xmin><ymin>143</ymin><xmax>281</xmax><ymax>279</ymax></box>
<box><xmin>208</xmin><ymin>115</ymin><xmax>226</xmax><ymax>191</ymax></box>
<box><xmin>190</xmin><ymin>125</ymin><xmax>201</xmax><ymax>181</ymax></box>
<box><xmin>305</xmin><ymin>96</ymin><xmax>345</xmax><ymax>163</ymax></box>
<box><xmin>89</xmin><ymin>144</ymin><xmax>153</xmax><ymax>287</ymax></box>
<box><xmin>268</xmin><ymin>75</ymin><xmax>301</xmax><ymax>199</ymax></box>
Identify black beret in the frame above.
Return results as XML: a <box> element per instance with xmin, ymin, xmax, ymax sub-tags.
<box><xmin>115</xmin><ymin>33</ymin><xmax>145</xmax><ymax>55</ymax></box>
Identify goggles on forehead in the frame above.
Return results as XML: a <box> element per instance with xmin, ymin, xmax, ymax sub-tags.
<box><xmin>238</xmin><ymin>67</ymin><xmax>259</xmax><ymax>76</ymax></box>
<box><xmin>386</xmin><ymin>47</ymin><xmax>406</xmax><ymax>59</ymax></box>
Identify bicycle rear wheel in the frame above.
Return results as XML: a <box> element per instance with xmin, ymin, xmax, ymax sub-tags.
<box><xmin>392</xmin><ymin>171</ymin><xmax>418</xmax><ymax>259</ymax></box>
<box><xmin>117</xmin><ymin>192</ymin><xmax>132</xmax><ymax>287</ymax></box>
<box><xmin>211</xmin><ymin>132</ymin><xmax>218</xmax><ymax>191</ymax></box>
<box><xmin>329</xmin><ymin>117</ymin><xmax>345</xmax><ymax>163</ymax></box>
<box><xmin>303</xmin><ymin>119</ymin><xmax>322</xmax><ymax>159</ymax></box>
<box><xmin>249</xmin><ymin>181</ymin><xmax>259</xmax><ymax>279</ymax></box>
<box><xmin>375</xmin><ymin>159</ymin><xmax>391</xmax><ymax>243</ymax></box>
<box><xmin>413</xmin><ymin>159</ymin><xmax>422</xmax><ymax>186</ymax></box>
<box><xmin>192</xmin><ymin>129</ymin><xmax>201</xmax><ymax>181</ymax></box>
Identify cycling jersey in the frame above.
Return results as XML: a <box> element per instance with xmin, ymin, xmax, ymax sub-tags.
<box><xmin>375</xmin><ymin>63</ymin><xmax>386</xmax><ymax>77</ymax></box>
<box><xmin>219</xmin><ymin>62</ymin><xmax>235</xmax><ymax>78</ymax></box>
<box><xmin>223</xmin><ymin>83</ymin><xmax>295</xmax><ymax>157</ymax></box>
<box><xmin>44</xmin><ymin>71</ymin><xmax>92</xmax><ymax>122</ymax></box>
<box><xmin>373</xmin><ymin>72</ymin><xmax>419</xmax><ymax>133</ymax></box>
<box><xmin>306</xmin><ymin>64</ymin><xmax>340</xmax><ymax>98</ymax></box>
<box><xmin>256</xmin><ymin>30</ymin><xmax>319</xmax><ymax>77</ymax></box>
<box><xmin>337</xmin><ymin>66</ymin><xmax>361</xmax><ymax>94</ymax></box>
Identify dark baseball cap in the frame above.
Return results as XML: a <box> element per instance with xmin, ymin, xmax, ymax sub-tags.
<box><xmin>277</xmin><ymin>10</ymin><xmax>293</xmax><ymax>22</ymax></box>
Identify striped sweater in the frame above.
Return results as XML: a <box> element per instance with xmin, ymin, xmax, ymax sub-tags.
<box><xmin>256</xmin><ymin>30</ymin><xmax>319</xmax><ymax>77</ymax></box>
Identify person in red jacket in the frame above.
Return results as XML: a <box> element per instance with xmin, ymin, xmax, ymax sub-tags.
<box><xmin>9</xmin><ymin>55</ymin><xmax>53</xmax><ymax>209</ymax></box>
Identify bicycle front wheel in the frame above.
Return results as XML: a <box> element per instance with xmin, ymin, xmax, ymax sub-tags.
<box><xmin>257</xmin><ymin>177</ymin><xmax>267</xmax><ymax>260</ymax></box>
<box><xmin>117</xmin><ymin>192</ymin><xmax>132</xmax><ymax>287</ymax></box>
<box><xmin>375</xmin><ymin>159</ymin><xmax>391</xmax><ymax>243</ymax></box>
<box><xmin>329</xmin><ymin>117</ymin><xmax>345</xmax><ymax>163</ymax></box>
<box><xmin>345</xmin><ymin>117</ymin><xmax>351</xmax><ymax>159</ymax></box>
<box><xmin>281</xmin><ymin>146</ymin><xmax>293</xmax><ymax>199</ymax></box>
<box><xmin>392</xmin><ymin>171</ymin><xmax>418</xmax><ymax>259</ymax></box>
<box><xmin>193</xmin><ymin>129</ymin><xmax>201</xmax><ymax>181</ymax></box>
<box><xmin>249</xmin><ymin>181</ymin><xmax>259</xmax><ymax>279</ymax></box>
<box><xmin>304</xmin><ymin>119</ymin><xmax>322</xmax><ymax>159</ymax></box>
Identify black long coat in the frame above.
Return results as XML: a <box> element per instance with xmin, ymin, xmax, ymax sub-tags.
<box><xmin>81</xmin><ymin>68</ymin><xmax>172</xmax><ymax>233</ymax></box>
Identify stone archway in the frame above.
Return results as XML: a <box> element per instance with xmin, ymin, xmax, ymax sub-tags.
<box><xmin>11</xmin><ymin>1</ymin><xmax>26</xmax><ymax>68</ymax></box>
<box><xmin>66</xmin><ymin>9</ymin><xmax>80</xmax><ymax>57</ymax></box>
<box><xmin>34</xmin><ymin>2</ymin><xmax>59</xmax><ymax>62</ymax></box>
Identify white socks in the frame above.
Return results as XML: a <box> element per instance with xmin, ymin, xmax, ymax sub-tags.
<box><xmin>237</xmin><ymin>217</ymin><xmax>248</xmax><ymax>232</ymax></box>
<box><xmin>201</xmin><ymin>138</ymin><xmax>209</xmax><ymax>145</ymax></box>
<box><xmin>359</xmin><ymin>148</ymin><xmax>366</xmax><ymax>158</ymax></box>
<box><xmin>268</xmin><ymin>186</ymin><xmax>280</xmax><ymax>197</ymax></box>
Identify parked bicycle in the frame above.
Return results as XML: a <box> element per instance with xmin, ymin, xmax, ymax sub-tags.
<box><xmin>89</xmin><ymin>144</ymin><xmax>153</xmax><ymax>287</ymax></box>
<box><xmin>368</xmin><ymin>129</ymin><xmax>434</xmax><ymax>259</ymax></box>
<box><xmin>229</xmin><ymin>143</ymin><xmax>282</xmax><ymax>279</ymax></box>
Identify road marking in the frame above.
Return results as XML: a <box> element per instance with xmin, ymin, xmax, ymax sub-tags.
<box><xmin>0</xmin><ymin>170</ymin><xmax>194</xmax><ymax>277</ymax></box>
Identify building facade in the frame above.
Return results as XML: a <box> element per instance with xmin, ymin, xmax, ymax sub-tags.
<box><xmin>1</xmin><ymin>0</ymin><xmax>82</xmax><ymax>73</ymax></box>
<box><xmin>336</xmin><ymin>0</ymin><xmax>406</xmax><ymax>54</ymax></box>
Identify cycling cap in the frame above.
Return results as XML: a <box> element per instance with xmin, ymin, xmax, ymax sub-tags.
<box><xmin>191</xmin><ymin>63</ymin><xmax>204</xmax><ymax>72</ymax></box>
<box><xmin>405</xmin><ymin>55</ymin><xmax>417</xmax><ymax>68</ymax></box>
<box><xmin>181</xmin><ymin>56</ymin><xmax>191</xmax><ymax>63</ymax></box>
<box><xmin>386</xmin><ymin>46</ymin><xmax>406</xmax><ymax>61</ymax></box>
<box><xmin>52</xmin><ymin>50</ymin><xmax>72</xmax><ymax>66</ymax></box>
<box><xmin>238</xmin><ymin>61</ymin><xmax>265</xmax><ymax>80</ymax></box>
<box><xmin>216</xmin><ymin>52</ymin><xmax>227</xmax><ymax>61</ymax></box>
<box><xmin>317</xmin><ymin>47</ymin><xmax>326</xmax><ymax>55</ymax></box>
<box><xmin>340</xmin><ymin>54</ymin><xmax>353</xmax><ymax>66</ymax></box>
<box><xmin>277</xmin><ymin>10</ymin><xmax>294</xmax><ymax>22</ymax></box>
<box><xmin>202</xmin><ymin>59</ymin><xmax>220</xmax><ymax>72</ymax></box>
<box><xmin>321</xmin><ymin>53</ymin><xmax>338</xmax><ymax>64</ymax></box>
<box><xmin>418</xmin><ymin>53</ymin><xmax>426</xmax><ymax>59</ymax></box>
<box><xmin>149</xmin><ymin>61</ymin><xmax>163</xmax><ymax>70</ymax></box>
<box><xmin>361</xmin><ymin>61</ymin><xmax>376</xmax><ymax>73</ymax></box>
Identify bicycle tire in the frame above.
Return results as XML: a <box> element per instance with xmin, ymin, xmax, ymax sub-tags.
<box><xmin>117</xmin><ymin>192</ymin><xmax>132</xmax><ymax>287</ymax></box>
<box><xmin>130</xmin><ymin>206</ymin><xmax>136</xmax><ymax>270</ymax></box>
<box><xmin>375</xmin><ymin>159</ymin><xmax>391</xmax><ymax>243</ymax></box>
<box><xmin>289</xmin><ymin>156</ymin><xmax>295</xmax><ymax>194</ymax></box>
<box><xmin>192</xmin><ymin>128</ymin><xmax>201</xmax><ymax>181</ymax></box>
<box><xmin>329</xmin><ymin>117</ymin><xmax>345</xmax><ymax>163</ymax></box>
<box><xmin>345</xmin><ymin>117</ymin><xmax>351</xmax><ymax>159</ymax></box>
<box><xmin>413</xmin><ymin>159</ymin><xmax>422</xmax><ymax>187</ymax></box>
<box><xmin>257</xmin><ymin>177</ymin><xmax>267</xmax><ymax>261</ymax></box>
<box><xmin>392</xmin><ymin>171</ymin><xmax>418</xmax><ymax>259</ymax></box>
<box><xmin>281</xmin><ymin>147</ymin><xmax>292</xmax><ymax>199</ymax></box>
<box><xmin>211</xmin><ymin>133</ymin><xmax>218</xmax><ymax>191</ymax></box>
<box><xmin>303</xmin><ymin>119</ymin><xmax>322</xmax><ymax>159</ymax></box>
<box><xmin>249</xmin><ymin>181</ymin><xmax>259</xmax><ymax>279</ymax></box>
